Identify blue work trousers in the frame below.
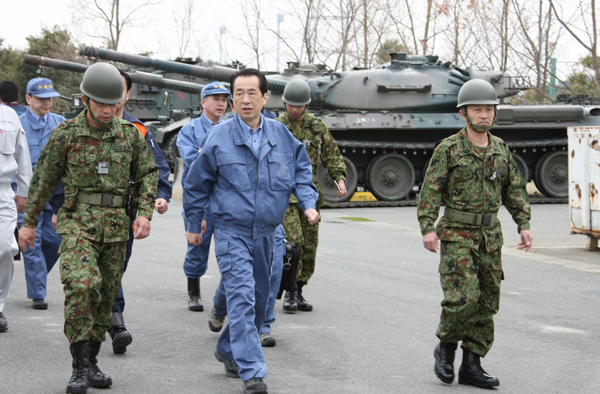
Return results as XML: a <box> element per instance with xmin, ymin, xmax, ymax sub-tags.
<box><xmin>18</xmin><ymin>205</ymin><xmax>61</xmax><ymax>299</ymax></box>
<box><xmin>183</xmin><ymin>212</ymin><xmax>214</xmax><ymax>278</ymax></box>
<box><xmin>213</xmin><ymin>225</ymin><xmax>285</xmax><ymax>333</ymax></box>
<box><xmin>214</xmin><ymin>227</ymin><xmax>273</xmax><ymax>382</ymax></box>
<box><xmin>112</xmin><ymin>224</ymin><xmax>134</xmax><ymax>314</ymax></box>
<box><xmin>260</xmin><ymin>225</ymin><xmax>285</xmax><ymax>334</ymax></box>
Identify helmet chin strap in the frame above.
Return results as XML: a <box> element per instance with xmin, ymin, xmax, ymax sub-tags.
<box><xmin>462</xmin><ymin>108</ymin><xmax>495</xmax><ymax>133</ymax></box>
<box><xmin>84</xmin><ymin>96</ymin><xmax>112</xmax><ymax>129</ymax></box>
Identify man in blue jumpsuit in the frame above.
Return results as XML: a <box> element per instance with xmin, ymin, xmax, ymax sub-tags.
<box><xmin>184</xmin><ymin>68</ymin><xmax>319</xmax><ymax>394</ymax></box>
<box><xmin>177</xmin><ymin>81</ymin><xmax>230</xmax><ymax>312</ymax></box>
<box><xmin>209</xmin><ymin>104</ymin><xmax>286</xmax><ymax>348</ymax></box>
<box><xmin>17</xmin><ymin>77</ymin><xmax>64</xmax><ymax>310</ymax></box>
<box><xmin>109</xmin><ymin>70</ymin><xmax>172</xmax><ymax>353</ymax></box>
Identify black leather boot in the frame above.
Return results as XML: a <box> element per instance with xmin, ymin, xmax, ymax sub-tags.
<box><xmin>88</xmin><ymin>341</ymin><xmax>112</xmax><ymax>388</ymax></box>
<box><xmin>434</xmin><ymin>341</ymin><xmax>457</xmax><ymax>383</ymax></box>
<box><xmin>296</xmin><ymin>281</ymin><xmax>313</xmax><ymax>311</ymax></box>
<box><xmin>66</xmin><ymin>341</ymin><xmax>90</xmax><ymax>394</ymax></box>
<box><xmin>108</xmin><ymin>312</ymin><xmax>132</xmax><ymax>354</ymax></box>
<box><xmin>283</xmin><ymin>286</ymin><xmax>297</xmax><ymax>313</ymax></box>
<box><xmin>458</xmin><ymin>349</ymin><xmax>500</xmax><ymax>388</ymax></box>
<box><xmin>187</xmin><ymin>277</ymin><xmax>203</xmax><ymax>311</ymax></box>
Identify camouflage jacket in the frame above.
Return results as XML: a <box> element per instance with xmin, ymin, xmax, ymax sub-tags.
<box><xmin>277</xmin><ymin>111</ymin><xmax>346</xmax><ymax>206</ymax></box>
<box><xmin>23</xmin><ymin>109</ymin><xmax>158</xmax><ymax>243</ymax></box>
<box><xmin>417</xmin><ymin>128</ymin><xmax>530</xmax><ymax>251</ymax></box>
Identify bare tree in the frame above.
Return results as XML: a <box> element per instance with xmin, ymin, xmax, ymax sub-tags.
<box><xmin>509</xmin><ymin>0</ymin><xmax>560</xmax><ymax>101</ymax></box>
<box><xmin>172</xmin><ymin>0</ymin><xmax>203</xmax><ymax>59</ymax></box>
<box><xmin>549</xmin><ymin>0</ymin><xmax>600</xmax><ymax>91</ymax></box>
<box><xmin>232</xmin><ymin>0</ymin><xmax>266</xmax><ymax>69</ymax></box>
<box><xmin>70</xmin><ymin>0</ymin><xmax>161</xmax><ymax>50</ymax></box>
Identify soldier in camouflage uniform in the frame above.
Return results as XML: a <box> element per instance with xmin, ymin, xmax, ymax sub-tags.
<box><xmin>417</xmin><ymin>79</ymin><xmax>533</xmax><ymax>389</ymax></box>
<box><xmin>277</xmin><ymin>79</ymin><xmax>347</xmax><ymax>312</ymax></box>
<box><xmin>18</xmin><ymin>63</ymin><xmax>158</xmax><ymax>394</ymax></box>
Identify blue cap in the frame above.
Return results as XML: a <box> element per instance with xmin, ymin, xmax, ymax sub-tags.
<box><xmin>26</xmin><ymin>78</ymin><xmax>60</xmax><ymax>98</ymax></box>
<box><xmin>201</xmin><ymin>81</ymin><xmax>230</xmax><ymax>99</ymax></box>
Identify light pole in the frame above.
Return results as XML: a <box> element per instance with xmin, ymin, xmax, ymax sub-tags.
<box><xmin>276</xmin><ymin>13</ymin><xmax>284</xmax><ymax>72</ymax></box>
<box><xmin>219</xmin><ymin>26</ymin><xmax>226</xmax><ymax>64</ymax></box>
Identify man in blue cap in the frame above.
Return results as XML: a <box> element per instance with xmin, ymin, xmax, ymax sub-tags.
<box><xmin>177</xmin><ymin>81</ymin><xmax>230</xmax><ymax>311</ymax></box>
<box><xmin>17</xmin><ymin>77</ymin><xmax>65</xmax><ymax>310</ymax></box>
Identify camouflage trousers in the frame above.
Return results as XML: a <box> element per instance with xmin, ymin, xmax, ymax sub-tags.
<box><xmin>283</xmin><ymin>203</ymin><xmax>320</xmax><ymax>284</ymax></box>
<box><xmin>59</xmin><ymin>235</ymin><xmax>126</xmax><ymax>344</ymax></box>
<box><xmin>436</xmin><ymin>239</ymin><xmax>503</xmax><ymax>357</ymax></box>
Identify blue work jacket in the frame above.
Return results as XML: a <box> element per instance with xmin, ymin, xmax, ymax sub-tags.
<box><xmin>184</xmin><ymin>114</ymin><xmax>318</xmax><ymax>239</ymax></box>
<box><xmin>177</xmin><ymin>112</ymin><xmax>220</xmax><ymax>187</ymax></box>
<box><xmin>19</xmin><ymin>109</ymin><xmax>66</xmax><ymax>169</ymax></box>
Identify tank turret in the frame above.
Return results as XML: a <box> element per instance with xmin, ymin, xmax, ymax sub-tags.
<box><xmin>306</xmin><ymin>53</ymin><xmax>529</xmax><ymax>112</ymax></box>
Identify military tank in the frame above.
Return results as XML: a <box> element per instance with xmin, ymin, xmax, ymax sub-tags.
<box><xmin>29</xmin><ymin>50</ymin><xmax>600</xmax><ymax>204</ymax></box>
<box><xmin>299</xmin><ymin>52</ymin><xmax>600</xmax><ymax>204</ymax></box>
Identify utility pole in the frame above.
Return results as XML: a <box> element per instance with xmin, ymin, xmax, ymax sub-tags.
<box><xmin>549</xmin><ymin>57</ymin><xmax>557</xmax><ymax>101</ymax></box>
<box><xmin>277</xmin><ymin>13</ymin><xmax>285</xmax><ymax>72</ymax></box>
<box><xmin>219</xmin><ymin>26</ymin><xmax>226</xmax><ymax>64</ymax></box>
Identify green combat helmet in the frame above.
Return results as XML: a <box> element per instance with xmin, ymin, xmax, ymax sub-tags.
<box><xmin>457</xmin><ymin>79</ymin><xmax>499</xmax><ymax>133</ymax></box>
<box><xmin>282</xmin><ymin>78</ymin><xmax>311</xmax><ymax>106</ymax></box>
<box><xmin>80</xmin><ymin>62</ymin><xmax>124</xmax><ymax>104</ymax></box>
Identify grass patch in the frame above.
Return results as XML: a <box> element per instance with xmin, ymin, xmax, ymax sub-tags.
<box><xmin>339</xmin><ymin>217</ymin><xmax>374</xmax><ymax>222</ymax></box>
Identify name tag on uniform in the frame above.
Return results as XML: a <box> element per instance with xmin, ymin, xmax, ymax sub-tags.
<box><xmin>97</xmin><ymin>162</ymin><xmax>110</xmax><ymax>175</ymax></box>
<box><xmin>493</xmin><ymin>167</ymin><xmax>507</xmax><ymax>175</ymax></box>
<box><xmin>114</xmin><ymin>145</ymin><xmax>132</xmax><ymax>152</ymax></box>
<box><xmin>303</xmin><ymin>139</ymin><xmax>311</xmax><ymax>149</ymax></box>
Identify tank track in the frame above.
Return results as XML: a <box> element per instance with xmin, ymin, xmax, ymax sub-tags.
<box><xmin>336</xmin><ymin>138</ymin><xmax>567</xmax><ymax>153</ymax></box>
<box><xmin>325</xmin><ymin>138</ymin><xmax>568</xmax><ymax>208</ymax></box>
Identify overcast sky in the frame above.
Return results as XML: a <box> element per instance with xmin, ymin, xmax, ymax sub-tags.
<box><xmin>2</xmin><ymin>0</ymin><xmax>590</xmax><ymax>79</ymax></box>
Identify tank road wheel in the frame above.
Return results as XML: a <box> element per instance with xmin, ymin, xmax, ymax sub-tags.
<box><xmin>534</xmin><ymin>151</ymin><xmax>568</xmax><ymax>198</ymax></box>
<box><xmin>366</xmin><ymin>153</ymin><xmax>415</xmax><ymax>201</ymax></box>
<box><xmin>318</xmin><ymin>156</ymin><xmax>357</xmax><ymax>203</ymax></box>
<box><xmin>162</xmin><ymin>133</ymin><xmax>181</xmax><ymax>185</ymax></box>
<box><xmin>511</xmin><ymin>153</ymin><xmax>529</xmax><ymax>183</ymax></box>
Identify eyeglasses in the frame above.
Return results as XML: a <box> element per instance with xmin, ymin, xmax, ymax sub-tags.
<box><xmin>91</xmin><ymin>98</ymin><xmax>119</xmax><ymax>108</ymax></box>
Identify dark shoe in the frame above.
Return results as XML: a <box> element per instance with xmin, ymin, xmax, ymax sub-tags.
<box><xmin>88</xmin><ymin>341</ymin><xmax>112</xmax><ymax>388</ymax></box>
<box><xmin>296</xmin><ymin>281</ymin><xmax>313</xmax><ymax>312</ymax></box>
<box><xmin>244</xmin><ymin>378</ymin><xmax>268</xmax><ymax>394</ymax></box>
<box><xmin>283</xmin><ymin>289</ymin><xmax>297</xmax><ymax>313</ymax></box>
<box><xmin>0</xmin><ymin>312</ymin><xmax>7</xmax><ymax>332</ymax></box>
<box><xmin>32</xmin><ymin>298</ymin><xmax>48</xmax><ymax>310</ymax></box>
<box><xmin>214</xmin><ymin>350</ymin><xmax>240</xmax><ymax>378</ymax></box>
<box><xmin>434</xmin><ymin>341</ymin><xmax>457</xmax><ymax>384</ymax></box>
<box><xmin>66</xmin><ymin>341</ymin><xmax>90</xmax><ymax>394</ymax></box>
<box><xmin>209</xmin><ymin>308</ymin><xmax>225</xmax><ymax>332</ymax></box>
<box><xmin>458</xmin><ymin>349</ymin><xmax>500</xmax><ymax>388</ymax></box>
<box><xmin>260</xmin><ymin>332</ymin><xmax>276</xmax><ymax>347</ymax></box>
<box><xmin>108</xmin><ymin>312</ymin><xmax>132</xmax><ymax>354</ymax></box>
<box><xmin>188</xmin><ymin>277</ymin><xmax>204</xmax><ymax>311</ymax></box>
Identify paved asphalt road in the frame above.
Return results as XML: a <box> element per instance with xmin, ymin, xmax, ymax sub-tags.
<box><xmin>1</xmin><ymin>201</ymin><xmax>599</xmax><ymax>394</ymax></box>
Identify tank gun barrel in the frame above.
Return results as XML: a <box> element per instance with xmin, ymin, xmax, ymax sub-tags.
<box><xmin>22</xmin><ymin>54</ymin><xmax>89</xmax><ymax>73</ymax></box>
<box><xmin>81</xmin><ymin>45</ymin><xmax>238</xmax><ymax>83</ymax></box>
<box><xmin>128</xmin><ymin>71</ymin><xmax>203</xmax><ymax>94</ymax></box>
<box><xmin>23</xmin><ymin>54</ymin><xmax>207</xmax><ymax>96</ymax></box>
